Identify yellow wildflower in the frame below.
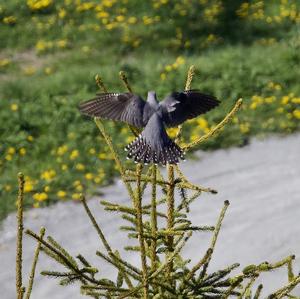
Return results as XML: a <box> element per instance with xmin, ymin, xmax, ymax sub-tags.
<box><xmin>57</xmin><ymin>190</ymin><xmax>67</xmax><ymax>198</ymax></box>
<box><xmin>44</xmin><ymin>67</ymin><xmax>53</xmax><ymax>75</ymax></box>
<box><xmin>44</xmin><ymin>185</ymin><xmax>50</xmax><ymax>192</ymax></box>
<box><xmin>24</xmin><ymin>181</ymin><xmax>34</xmax><ymax>193</ymax></box>
<box><xmin>292</xmin><ymin>109</ymin><xmax>300</xmax><ymax>119</ymax></box>
<box><xmin>7</xmin><ymin>147</ymin><xmax>16</xmax><ymax>155</ymax></box>
<box><xmin>23</xmin><ymin>66</ymin><xmax>36</xmax><ymax>76</ymax></box>
<box><xmin>19</xmin><ymin>148</ymin><xmax>26</xmax><ymax>156</ymax></box>
<box><xmin>75</xmin><ymin>184</ymin><xmax>83</xmax><ymax>192</ymax></box>
<box><xmin>75</xmin><ymin>163</ymin><xmax>85</xmax><ymax>170</ymax></box>
<box><xmin>128</xmin><ymin>16</ymin><xmax>137</xmax><ymax>24</ymax></box>
<box><xmin>3</xmin><ymin>16</ymin><xmax>17</xmax><ymax>25</ymax></box>
<box><xmin>70</xmin><ymin>149</ymin><xmax>79</xmax><ymax>160</ymax></box>
<box><xmin>281</xmin><ymin>96</ymin><xmax>289</xmax><ymax>105</ymax></box>
<box><xmin>11</xmin><ymin>104</ymin><xmax>18</xmax><ymax>111</ymax></box>
<box><xmin>57</xmin><ymin>145</ymin><xmax>68</xmax><ymax>155</ymax></box>
<box><xmin>58</xmin><ymin>8</ymin><xmax>66</xmax><ymax>18</ymax></box>
<box><xmin>5</xmin><ymin>185</ymin><xmax>12</xmax><ymax>191</ymax></box>
<box><xmin>73</xmin><ymin>180</ymin><xmax>81</xmax><ymax>187</ymax></box>
<box><xmin>89</xmin><ymin>148</ymin><xmax>96</xmax><ymax>155</ymax></box>
<box><xmin>72</xmin><ymin>193</ymin><xmax>81</xmax><ymax>200</ymax></box>
<box><xmin>33</xmin><ymin>192</ymin><xmax>48</xmax><ymax>202</ymax></box>
<box><xmin>56</xmin><ymin>39</ymin><xmax>68</xmax><ymax>48</ymax></box>
<box><xmin>116</xmin><ymin>15</ymin><xmax>125</xmax><ymax>22</ymax></box>
<box><xmin>160</xmin><ymin>73</ymin><xmax>166</xmax><ymax>81</ymax></box>
<box><xmin>85</xmin><ymin>173</ymin><xmax>93</xmax><ymax>180</ymax></box>
<box><xmin>0</xmin><ymin>58</ymin><xmax>11</xmax><ymax>67</ymax></box>
<box><xmin>240</xmin><ymin>123</ymin><xmax>250</xmax><ymax>134</ymax></box>
<box><xmin>27</xmin><ymin>135</ymin><xmax>34</xmax><ymax>142</ymax></box>
<box><xmin>41</xmin><ymin>169</ymin><xmax>56</xmax><ymax>181</ymax></box>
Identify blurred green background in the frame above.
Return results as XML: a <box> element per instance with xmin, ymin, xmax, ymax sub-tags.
<box><xmin>0</xmin><ymin>0</ymin><xmax>299</xmax><ymax>220</ymax></box>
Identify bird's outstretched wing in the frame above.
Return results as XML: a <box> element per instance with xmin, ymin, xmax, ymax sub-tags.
<box><xmin>159</xmin><ymin>90</ymin><xmax>220</xmax><ymax>127</ymax></box>
<box><xmin>79</xmin><ymin>93</ymin><xmax>149</xmax><ymax>128</ymax></box>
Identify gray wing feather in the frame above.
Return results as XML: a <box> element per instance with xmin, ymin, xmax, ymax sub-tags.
<box><xmin>159</xmin><ymin>90</ymin><xmax>220</xmax><ymax>127</ymax></box>
<box><xmin>79</xmin><ymin>93</ymin><xmax>151</xmax><ymax>128</ymax></box>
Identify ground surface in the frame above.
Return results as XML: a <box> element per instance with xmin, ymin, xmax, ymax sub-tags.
<box><xmin>1</xmin><ymin>133</ymin><xmax>300</xmax><ymax>298</ymax></box>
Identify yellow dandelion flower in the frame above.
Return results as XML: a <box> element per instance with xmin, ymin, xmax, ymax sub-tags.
<box><xmin>33</xmin><ymin>192</ymin><xmax>48</xmax><ymax>202</ymax></box>
<box><xmin>94</xmin><ymin>176</ymin><xmax>102</xmax><ymax>183</ymax></box>
<box><xmin>82</xmin><ymin>46</ymin><xmax>90</xmax><ymax>53</ymax></box>
<box><xmin>57</xmin><ymin>145</ymin><xmax>68</xmax><ymax>155</ymax></box>
<box><xmin>7</xmin><ymin>147</ymin><xmax>16</xmax><ymax>155</ymax></box>
<box><xmin>5</xmin><ymin>154</ymin><xmax>13</xmax><ymax>161</ymax></box>
<box><xmin>27</xmin><ymin>135</ymin><xmax>34</xmax><ymax>142</ymax></box>
<box><xmin>44</xmin><ymin>185</ymin><xmax>50</xmax><ymax>192</ymax></box>
<box><xmin>197</xmin><ymin>117</ymin><xmax>208</xmax><ymax>129</ymax></box>
<box><xmin>70</xmin><ymin>149</ymin><xmax>79</xmax><ymax>160</ymax></box>
<box><xmin>24</xmin><ymin>181</ymin><xmax>34</xmax><ymax>193</ymax></box>
<box><xmin>19</xmin><ymin>148</ymin><xmax>26</xmax><ymax>156</ymax></box>
<box><xmin>281</xmin><ymin>96</ymin><xmax>289</xmax><ymax>105</ymax></box>
<box><xmin>276</xmin><ymin>107</ymin><xmax>284</xmax><ymax>113</ymax></box>
<box><xmin>72</xmin><ymin>193</ymin><xmax>81</xmax><ymax>200</ymax></box>
<box><xmin>160</xmin><ymin>73</ymin><xmax>166</xmax><ymax>81</ymax></box>
<box><xmin>85</xmin><ymin>173</ymin><xmax>93</xmax><ymax>180</ymax></box>
<box><xmin>240</xmin><ymin>123</ymin><xmax>250</xmax><ymax>134</ymax></box>
<box><xmin>75</xmin><ymin>184</ymin><xmax>83</xmax><ymax>192</ymax></box>
<box><xmin>23</xmin><ymin>66</ymin><xmax>36</xmax><ymax>76</ymax></box>
<box><xmin>116</xmin><ymin>15</ymin><xmax>125</xmax><ymax>22</ymax></box>
<box><xmin>41</xmin><ymin>169</ymin><xmax>56</xmax><ymax>181</ymax></box>
<box><xmin>58</xmin><ymin>8</ymin><xmax>66</xmax><ymax>18</ymax></box>
<box><xmin>11</xmin><ymin>104</ymin><xmax>18</xmax><ymax>111</ymax></box>
<box><xmin>56</xmin><ymin>39</ymin><xmax>68</xmax><ymax>49</ymax></box>
<box><xmin>3</xmin><ymin>16</ymin><xmax>17</xmax><ymax>25</ymax></box>
<box><xmin>73</xmin><ymin>180</ymin><xmax>81</xmax><ymax>187</ymax></box>
<box><xmin>165</xmin><ymin>65</ymin><xmax>172</xmax><ymax>72</ymax></box>
<box><xmin>291</xmin><ymin>97</ymin><xmax>300</xmax><ymax>104</ymax></box>
<box><xmin>61</xmin><ymin>164</ymin><xmax>68</xmax><ymax>171</ymax></box>
<box><xmin>44</xmin><ymin>67</ymin><xmax>53</xmax><ymax>75</ymax></box>
<box><xmin>0</xmin><ymin>58</ymin><xmax>11</xmax><ymax>67</ymax></box>
<box><xmin>292</xmin><ymin>109</ymin><xmax>300</xmax><ymax>119</ymax></box>
<box><xmin>75</xmin><ymin>163</ymin><xmax>85</xmax><ymax>170</ymax></box>
<box><xmin>57</xmin><ymin>190</ymin><xmax>67</xmax><ymax>198</ymax></box>
<box><xmin>89</xmin><ymin>148</ymin><xmax>96</xmax><ymax>155</ymax></box>
<box><xmin>128</xmin><ymin>16</ymin><xmax>137</xmax><ymax>24</ymax></box>
<box><xmin>5</xmin><ymin>185</ymin><xmax>12</xmax><ymax>191</ymax></box>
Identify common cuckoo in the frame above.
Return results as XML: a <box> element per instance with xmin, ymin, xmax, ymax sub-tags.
<box><xmin>79</xmin><ymin>90</ymin><xmax>220</xmax><ymax>165</ymax></box>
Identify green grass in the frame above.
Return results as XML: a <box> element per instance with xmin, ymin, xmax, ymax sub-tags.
<box><xmin>0</xmin><ymin>0</ymin><xmax>299</xmax><ymax>220</ymax></box>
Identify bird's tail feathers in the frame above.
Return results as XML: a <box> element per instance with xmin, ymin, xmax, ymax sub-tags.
<box><xmin>125</xmin><ymin>114</ymin><xmax>185</xmax><ymax>165</ymax></box>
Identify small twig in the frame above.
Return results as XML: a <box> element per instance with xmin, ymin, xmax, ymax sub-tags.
<box><xmin>95</xmin><ymin>74</ymin><xmax>108</xmax><ymax>92</ymax></box>
<box><xmin>24</xmin><ymin>227</ymin><xmax>46</xmax><ymax>299</ymax></box>
<box><xmin>119</xmin><ymin>71</ymin><xmax>133</xmax><ymax>93</ymax></box>
<box><xmin>253</xmin><ymin>284</ymin><xmax>263</xmax><ymax>299</ymax></box>
<box><xmin>81</xmin><ymin>195</ymin><xmax>133</xmax><ymax>288</ymax></box>
<box><xmin>150</xmin><ymin>165</ymin><xmax>158</xmax><ymax>272</ymax></box>
<box><xmin>134</xmin><ymin>164</ymin><xmax>149</xmax><ymax>299</ymax></box>
<box><xmin>183</xmin><ymin>98</ymin><xmax>243</xmax><ymax>152</ymax></box>
<box><xmin>199</xmin><ymin>200</ymin><xmax>230</xmax><ymax>279</ymax></box>
<box><xmin>16</xmin><ymin>172</ymin><xmax>25</xmax><ymax>299</ymax></box>
<box><xmin>166</xmin><ymin>164</ymin><xmax>175</xmax><ymax>279</ymax></box>
<box><xmin>175</xmin><ymin>65</ymin><xmax>195</xmax><ymax>142</ymax></box>
<box><xmin>25</xmin><ymin>229</ymin><xmax>98</xmax><ymax>284</ymax></box>
<box><xmin>267</xmin><ymin>275</ymin><xmax>300</xmax><ymax>299</ymax></box>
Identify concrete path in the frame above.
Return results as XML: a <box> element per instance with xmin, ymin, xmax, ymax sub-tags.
<box><xmin>1</xmin><ymin>133</ymin><xmax>300</xmax><ymax>298</ymax></box>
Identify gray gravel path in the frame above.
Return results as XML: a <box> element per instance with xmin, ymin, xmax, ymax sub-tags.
<box><xmin>1</xmin><ymin>134</ymin><xmax>300</xmax><ymax>298</ymax></box>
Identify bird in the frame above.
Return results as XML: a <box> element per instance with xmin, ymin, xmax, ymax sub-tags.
<box><xmin>79</xmin><ymin>90</ymin><xmax>220</xmax><ymax>165</ymax></box>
